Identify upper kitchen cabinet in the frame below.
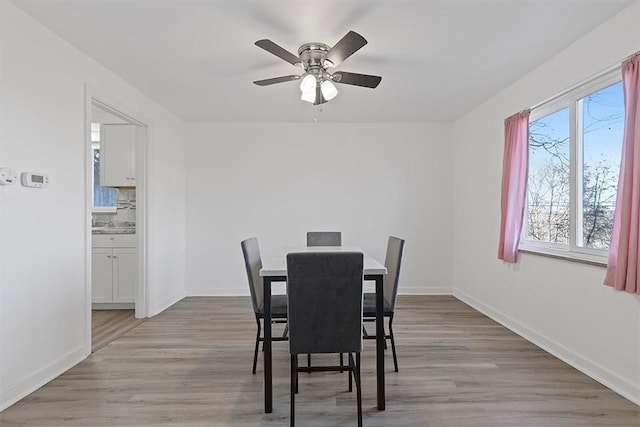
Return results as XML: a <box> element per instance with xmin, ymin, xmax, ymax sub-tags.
<box><xmin>100</xmin><ymin>124</ymin><xmax>136</xmax><ymax>187</ymax></box>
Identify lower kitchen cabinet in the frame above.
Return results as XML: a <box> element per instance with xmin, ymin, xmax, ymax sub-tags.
<box><xmin>112</xmin><ymin>248</ymin><xmax>136</xmax><ymax>302</ymax></box>
<box><xmin>92</xmin><ymin>239</ymin><xmax>136</xmax><ymax>304</ymax></box>
<box><xmin>92</xmin><ymin>248</ymin><xmax>114</xmax><ymax>303</ymax></box>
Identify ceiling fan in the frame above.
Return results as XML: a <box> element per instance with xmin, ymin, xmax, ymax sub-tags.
<box><xmin>253</xmin><ymin>30</ymin><xmax>382</xmax><ymax>105</ymax></box>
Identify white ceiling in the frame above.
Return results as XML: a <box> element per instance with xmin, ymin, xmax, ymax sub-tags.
<box><xmin>11</xmin><ymin>0</ymin><xmax>635</xmax><ymax>123</ymax></box>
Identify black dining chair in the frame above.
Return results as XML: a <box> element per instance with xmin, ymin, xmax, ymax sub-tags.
<box><xmin>286</xmin><ymin>251</ymin><xmax>364</xmax><ymax>427</ymax></box>
<box><xmin>306</xmin><ymin>231</ymin><xmax>342</xmax><ymax>247</ymax></box>
<box><xmin>241</xmin><ymin>237</ymin><xmax>288</xmax><ymax>374</ymax></box>
<box><xmin>363</xmin><ymin>236</ymin><xmax>405</xmax><ymax>372</ymax></box>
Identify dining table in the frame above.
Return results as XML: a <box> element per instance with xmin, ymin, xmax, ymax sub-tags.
<box><xmin>259</xmin><ymin>246</ymin><xmax>388</xmax><ymax>413</ymax></box>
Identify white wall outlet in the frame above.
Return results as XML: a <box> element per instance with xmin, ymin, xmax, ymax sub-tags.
<box><xmin>0</xmin><ymin>167</ymin><xmax>18</xmax><ymax>185</ymax></box>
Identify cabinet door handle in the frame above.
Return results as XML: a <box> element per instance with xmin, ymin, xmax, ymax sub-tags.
<box><xmin>112</xmin><ymin>256</ymin><xmax>117</xmax><ymax>259</ymax></box>
<box><xmin>107</xmin><ymin>255</ymin><xmax>112</xmax><ymax>258</ymax></box>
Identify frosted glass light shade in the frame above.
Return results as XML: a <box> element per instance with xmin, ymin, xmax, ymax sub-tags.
<box><xmin>320</xmin><ymin>80</ymin><xmax>338</xmax><ymax>101</ymax></box>
<box><xmin>300</xmin><ymin>88</ymin><xmax>316</xmax><ymax>103</ymax></box>
<box><xmin>299</xmin><ymin>74</ymin><xmax>317</xmax><ymax>92</ymax></box>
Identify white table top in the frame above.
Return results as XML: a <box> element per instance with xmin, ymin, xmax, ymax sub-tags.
<box><xmin>260</xmin><ymin>246</ymin><xmax>387</xmax><ymax>276</ymax></box>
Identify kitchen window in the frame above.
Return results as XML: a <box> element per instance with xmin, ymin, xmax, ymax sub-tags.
<box><xmin>521</xmin><ymin>71</ymin><xmax>624</xmax><ymax>263</ymax></box>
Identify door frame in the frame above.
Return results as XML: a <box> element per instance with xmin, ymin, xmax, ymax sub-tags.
<box><xmin>83</xmin><ymin>85</ymin><xmax>149</xmax><ymax>354</ymax></box>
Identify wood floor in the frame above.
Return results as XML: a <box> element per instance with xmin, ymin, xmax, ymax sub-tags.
<box><xmin>1</xmin><ymin>296</ymin><xmax>638</xmax><ymax>426</ymax></box>
<box><xmin>92</xmin><ymin>309</ymin><xmax>146</xmax><ymax>352</ymax></box>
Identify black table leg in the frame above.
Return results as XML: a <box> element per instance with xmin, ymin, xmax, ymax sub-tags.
<box><xmin>263</xmin><ymin>276</ymin><xmax>272</xmax><ymax>413</ymax></box>
<box><xmin>375</xmin><ymin>274</ymin><xmax>385</xmax><ymax>410</ymax></box>
<box><xmin>365</xmin><ymin>273</ymin><xmax>386</xmax><ymax>410</ymax></box>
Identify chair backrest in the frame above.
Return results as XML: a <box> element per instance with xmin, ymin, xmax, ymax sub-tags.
<box><xmin>384</xmin><ymin>236</ymin><xmax>405</xmax><ymax>312</ymax></box>
<box><xmin>286</xmin><ymin>252</ymin><xmax>363</xmax><ymax>355</ymax></box>
<box><xmin>306</xmin><ymin>231</ymin><xmax>342</xmax><ymax>247</ymax></box>
<box><xmin>241</xmin><ymin>237</ymin><xmax>263</xmax><ymax>314</ymax></box>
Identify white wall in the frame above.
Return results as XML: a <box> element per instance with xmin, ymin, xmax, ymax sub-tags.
<box><xmin>185</xmin><ymin>123</ymin><xmax>452</xmax><ymax>296</ymax></box>
<box><xmin>0</xmin><ymin>0</ymin><xmax>186</xmax><ymax>410</ymax></box>
<box><xmin>451</xmin><ymin>1</ymin><xmax>640</xmax><ymax>404</ymax></box>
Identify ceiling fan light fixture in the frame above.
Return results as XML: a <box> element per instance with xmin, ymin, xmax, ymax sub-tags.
<box><xmin>300</xmin><ymin>88</ymin><xmax>316</xmax><ymax>103</ymax></box>
<box><xmin>320</xmin><ymin>80</ymin><xmax>338</xmax><ymax>101</ymax></box>
<box><xmin>299</xmin><ymin>74</ymin><xmax>317</xmax><ymax>93</ymax></box>
<box><xmin>323</xmin><ymin>59</ymin><xmax>334</xmax><ymax>68</ymax></box>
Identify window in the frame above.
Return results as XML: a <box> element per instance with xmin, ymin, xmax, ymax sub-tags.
<box><xmin>522</xmin><ymin>72</ymin><xmax>624</xmax><ymax>262</ymax></box>
<box><xmin>91</xmin><ymin>123</ymin><xmax>117</xmax><ymax>211</ymax></box>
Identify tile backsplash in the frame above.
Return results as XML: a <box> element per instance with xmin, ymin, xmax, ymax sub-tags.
<box><xmin>93</xmin><ymin>188</ymin><xmax>136</xmax><ymax>227</ymax></box>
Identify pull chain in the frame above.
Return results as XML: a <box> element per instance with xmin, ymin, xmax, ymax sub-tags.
<box><xmin>314</xmin><ymin>104</ymin><xmax>323</xmax><ymax>123</ymax></box>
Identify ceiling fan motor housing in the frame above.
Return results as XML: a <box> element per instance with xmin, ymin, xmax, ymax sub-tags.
<box><xmin>297</xmin><ymin>43</ymin><xmax>332</xmax><ymax>73</ymax></box>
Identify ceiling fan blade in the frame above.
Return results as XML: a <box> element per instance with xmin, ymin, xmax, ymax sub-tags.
<box><xmin>253</xmin><ymin>75</ymin><xmax>301</xmax><ymax>86</ymax></box>
<box><xmin>332</xmin><ymin>71</ymin><xmax>382</xmax><ymax>88</ymax></box>
<box><xmin>255</xmin><ymin>39</ymin><xmax>302</xmax><ymax>67</ymax></box>
<box><xmin>323</xmin><ymin>30</ymin><xmax>367</xmax><ymax>67</ymax></box>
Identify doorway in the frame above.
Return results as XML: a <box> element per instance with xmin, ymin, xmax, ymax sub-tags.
<box><xmin>85</xmin><ymin>91</ymin><xmax>148</xmax><ymax>353</ymax></box>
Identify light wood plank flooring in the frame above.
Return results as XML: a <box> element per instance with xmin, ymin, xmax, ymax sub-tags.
<box><xmin>1</xmin><ymin>296</ymin><xmax>638</xmax><ymax>426</ymax></box>
<box><xmin>92</xmin><ymin>309</ymin><xmax>146</xmax><ymax>352</ymax></box>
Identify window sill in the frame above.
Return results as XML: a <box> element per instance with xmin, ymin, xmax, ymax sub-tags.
<box><xmin>92</xmin><ymin>207</ymin><xmax>117</xmax><ymax>214</ymax></box>
<box><xmin>519</xmin><ymin>246</ymin><xmax>607</xmax><ymax>268</ymax></box>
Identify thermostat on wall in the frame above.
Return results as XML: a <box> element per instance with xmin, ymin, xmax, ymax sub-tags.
<box><xmin>21</xmin><ymin>171</ymin><xmax>49</xmax><ymax>188</ymax></box>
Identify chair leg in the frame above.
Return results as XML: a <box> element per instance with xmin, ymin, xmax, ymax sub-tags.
<box><xmin>340</xmin><ymin>353</ymin><xmax>344</xmax><ymax>373</ymax></box>
<box><xmin>356</xmin><ymin>353</ymin><xmax>362</xmax><ymax>427</ymax></box>
<box><xmin>348</xmin><ymin>353</ymin><xmax>353</xmax><ymax>392</ymax></box>
<box><xmin>307</xmin><ymin>354</ymin><xmax>311</xmax><ymax>372</ymax></box>
<box><xmin>290</xmin><ymin>355</ymin><xmax>296</xmax><ymax>427</ymax></box>
<box><xmin>295</xmin><ymin>355</ymin><xmax>299</xmax><ymax>394</ymax></box>
<box><xmin>389</xmin><ymin>315</ymin><xmax>399</xmax><ymax>372</ymax></box>
<box><xmin>252</xmin><ymin>318</ymin><xmax>261</xmax><ymax>374</ymax></box>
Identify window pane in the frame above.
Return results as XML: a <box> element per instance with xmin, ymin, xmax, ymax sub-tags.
<box><xmin>93</xmin><ymin>148</ymin><xmax>116</xmax><ymax>207</ymax></box>
<box><xmin>527</xmin><ymin>108</ymin><xmax>570</xmax><ymax>244</ymax></box>
<box><xmin>580</xmin><ymin>81</ymin><xmax>624</xmax><ymax>249</ymax></box>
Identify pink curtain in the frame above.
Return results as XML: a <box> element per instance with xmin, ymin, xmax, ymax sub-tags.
<box><xmin>605</xmin><ymin>52</ymin><xmax>640</xmax><ymax>294</ymax></box>
<box><xmin>498</xmin><ymin>110</ymin><xmax>530</xmax><ymax>263</ymax></box>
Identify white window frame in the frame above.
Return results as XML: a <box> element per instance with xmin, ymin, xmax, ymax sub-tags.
<box><xmin>520</xmin><ymin>70</ymin><xmax>623</xmax><ymax>264</ymax></box>
<box><xmin>91</xmin><ymin>140</ymin><xmax>117</xmax><ymax>213</ymax></box>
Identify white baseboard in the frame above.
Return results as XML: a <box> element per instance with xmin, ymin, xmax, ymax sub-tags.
<box><xmin>0</xmin><ymin>346</ymin><xmax>86</xmax><ymax>412</ymax></box>
<box><xmin>399</xmin><ymin>285</ymin><xmax>453</xmax><ymax>295</ymax></box>
<box><xmin>186</xmin><ymin>287</ymin><xmax>250</xmax><ymax>297</ymax></box>
<box><xmin>453</xmin><ymin>289</ymin><xmax>640</xmax><ymax>406</ymax></box>
<box><xmin>92</xmin><ymin>303</ymin><xmax>134</xmax><ymax>310</ymax></box>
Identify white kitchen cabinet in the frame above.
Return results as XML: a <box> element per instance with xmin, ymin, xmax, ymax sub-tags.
<box><xmin>92</xmin><ymin>235</ymin><xmax>136</xmax><ymax>304</ymax></box>
<box><xmin>100</xmin><ymin>124</ymin><xmax>136</xmax><ymax>187</ymax></box>
<box><xmin>113</xmin><ymin>248</ymin><xmax>136</xmax><ymax>303</ymax></box>
<box><xmin>92</xmin><ymin>248</ymin><xmax>114</xmax><ymax>303</ymax></box>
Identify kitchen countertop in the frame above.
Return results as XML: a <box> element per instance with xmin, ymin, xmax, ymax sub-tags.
<box><xmin>92</xmin><ymin>227</ymin><xmax>136</xmax><ymax>235</ymax></box>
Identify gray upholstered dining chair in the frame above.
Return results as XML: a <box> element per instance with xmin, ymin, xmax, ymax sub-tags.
<box><xmin>306</xmin><ymin>231</ymin><xmax>342</xmax><ymax>246</ymax></box>
<box><xmin>286</xmin><ymin>251</ymin><xmax>364</xmax><ymax>427</ymax></box>
<box><xmin>305</xmin><ymin>231</ymin><xmax>342</xmax><ymax>368</ymax></box>
<box><xmin>363</xmin><ymin>236</ymin><xmax>405</xmax><ymax>372</ymax></box>
<box><xmin>241</xmin><ymin>237</ymin><xmax>288</xmax><ymax>374</ymax></box>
